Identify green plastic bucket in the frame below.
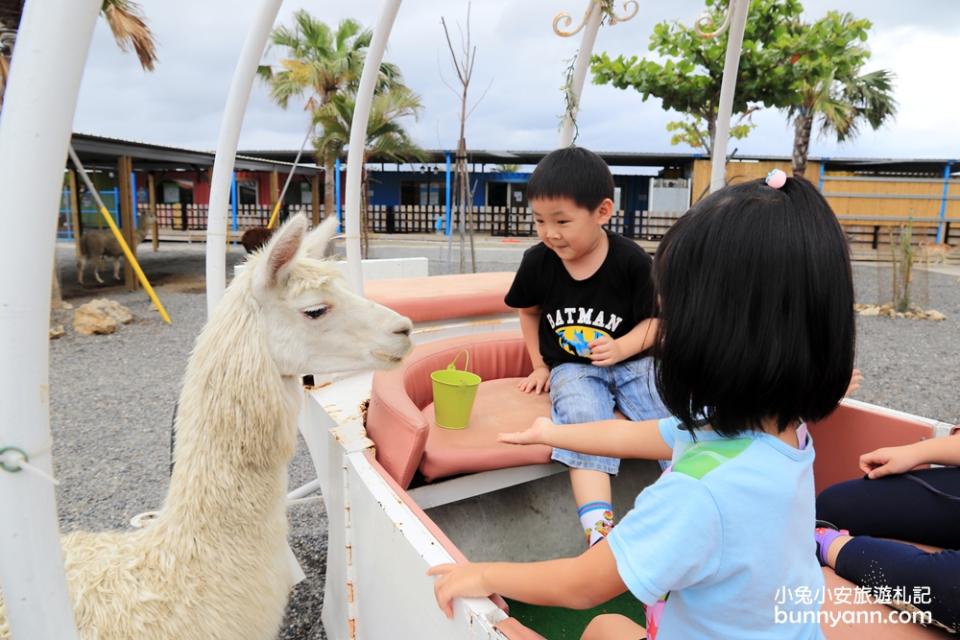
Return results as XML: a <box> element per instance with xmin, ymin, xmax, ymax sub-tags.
<box><xmin>430</xmin><ymin>350</ymin><xmax>482</xmax><ymax>429</ymax></box>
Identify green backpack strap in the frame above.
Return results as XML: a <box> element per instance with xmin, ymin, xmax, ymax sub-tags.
<box><xmin>672</xmin><ymin>438</ymin><xmax>753</xmax><ymax>480</ymax></box>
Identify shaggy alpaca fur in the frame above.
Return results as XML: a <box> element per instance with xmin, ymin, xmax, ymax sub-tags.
<box><xmin>0</xmin><ymin>215</ymin><xmax>411</xmax><ymax>639</ymax></box>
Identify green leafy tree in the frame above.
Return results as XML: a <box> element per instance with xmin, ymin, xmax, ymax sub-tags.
<box><xmin>785</xmin><ymin>12</ymin><xmax>896</xmax><ymax>176</ymax></box>
<box><xmin>313</xmin><ymin>84</ymin><xmax>425</xmax><ymax>255</ymax></box>
<box><xmin>257</xmin><ymin>11</ymin><xmax>400</xmax><ymax>215</ymax></box>
<box><xmin>591</xmin><ymin>0</ymin><xmax>805</xmax><ymax>156</ymax></box>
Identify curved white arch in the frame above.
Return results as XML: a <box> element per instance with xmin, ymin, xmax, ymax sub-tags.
<box><xmin>709</xmin><ymin>0</ymin><xmax>749</xmax><ymax>193</ymax></box>
<box><xmin>0</xmin><ymin>0</ymin><xmax>101</xmax><ymax>637</ymax></box>
<box><xmin>343</xmin><ymin>0</ymin><xmax>403</xmax><ymax>295</ymax></box>
<box><xmin>205</xmin><ymin>0</ymin><xmax>284</xmax><ymax>316</ymax></box>
<box><xmin>558</xmin><ymin>2</ymin><xmax>603</xmax><ymax>147</ymax></box>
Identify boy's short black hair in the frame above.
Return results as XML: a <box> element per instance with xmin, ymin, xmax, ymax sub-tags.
<box><xmin>526</xmin><ymin>146</ymin><xmax>614</xmax><ymax>211</ymax></box>
<box><xmin>653</xmin><ymin>176</ymin><xmax>855</xmax><ymax>437</ymax></box>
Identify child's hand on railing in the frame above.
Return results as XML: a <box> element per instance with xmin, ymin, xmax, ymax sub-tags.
<box><xmin>518</xmin><ymin>366</ymin><xmax>551</xmax><ymax>394</ymax></box>
<box><xmin>498</xmin><ymin>416</ymin><xmax>554</xmax><ymax>446</ymax></box>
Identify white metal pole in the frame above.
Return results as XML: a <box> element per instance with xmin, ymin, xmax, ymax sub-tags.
<box><xmin>558</xmin><ymin>2</ymin><xmax>603</xmax><ymax>147</ymax></box>
<box><xmin>344</xmin><ymin>0</ymin><xmax>402</xmax><ymax>296</ymax></box>
<box><xmin>709</xmin><ymin>0</ymin><xmax>749</xmax><ymax>193</ymax></box>
<box><xmin>206</xmin><ymin>0</ymin><xmax>284</xmax><ymax>317</ymax></box>
<box><xmin>0</xmin><ymin>0</ymin><xmax>101</xmax><ymax>637</ymax></box>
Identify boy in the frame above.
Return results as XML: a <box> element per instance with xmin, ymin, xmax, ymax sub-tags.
<box><xmin>504</xmin><ymin>146</ymin><xmax>667</xmax><ymax>546</ymax></box>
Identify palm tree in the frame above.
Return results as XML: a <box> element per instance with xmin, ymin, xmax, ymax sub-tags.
<box><xmin>1</xmin><ymin>0</ymin><xmax>157</xmax><ymax>111</ymax></box>
<box><xmin>789</xmin><ymin>69</ymin><xmax>896</xmax><ymax>177</ymax></box>
<box><xmin>786</xmin><ymin>13</ymin><xmax>896</xmax><ymax>177</ymax></box>
<box><xmin>257</xmin><ymin>11</ymin><xmax>400</xmax><ymax>218</ymax></box>
<box><xmin>313</xmin><ymin>84</ymin><xmax>426</xmax><ymax>255</ymax></box>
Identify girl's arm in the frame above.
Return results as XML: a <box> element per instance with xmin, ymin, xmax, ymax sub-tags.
<box><xmin>428</xmin><ymin>539</ymin><xmax>627</xmax><ymax>618</ymax></box>
<box><xmin>498</xmin><ymin>416</ymin><xmax>673</xmax><ymax>461</ymax></box>
<box><xmin>860</xmin><ymin>432</ymin><xmax>960</xmax><ymax>479</ymax></box>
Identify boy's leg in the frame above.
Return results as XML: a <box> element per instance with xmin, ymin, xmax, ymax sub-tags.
<box><xmin>550</xmin><ymin>363</ymin><xmax>617</xmax><ymax>546</ymax></box>
<box><xmin>611</xmin><ymin>357</ymin><xmax>669</xmax><ymax>421</ymax></box>
<box><xmin>581</xmin><ymin>613</ymin><xmax>647</xmax><ymax>640</ymax></box>
<box><xmin>612</xmin><ymin>357</ymin><xmax>671</xmax><ymax>468</ymax></box>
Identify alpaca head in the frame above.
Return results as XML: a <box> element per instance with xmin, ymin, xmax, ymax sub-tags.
<box><xmin>249</xmin><ymin>214</ymin><xmax>413</xmax><ymax>376</ymax></box>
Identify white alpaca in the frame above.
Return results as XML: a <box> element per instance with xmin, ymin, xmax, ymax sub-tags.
<box><xmin>0</xmin><ymin>214</ymin><xmax>412</xmax><ymax>639</ymax></box>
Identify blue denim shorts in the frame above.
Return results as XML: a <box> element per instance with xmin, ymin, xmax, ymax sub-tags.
<box><xmin>549</xmin><ymin>357</ymin><xmax>669</xmax><ymax>474</ymax></box>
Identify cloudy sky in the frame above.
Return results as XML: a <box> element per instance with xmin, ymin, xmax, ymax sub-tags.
<box><xmin>72</xmin><ymin>0</ymin><xmax>960</xmax><ymax>163</ymax></box>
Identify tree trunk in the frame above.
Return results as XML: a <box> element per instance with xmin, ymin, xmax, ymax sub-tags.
<box><xmin>792</xmin><ymin>111</ymin><xmax>814</xmax><ymax>178</ymax></box>
<box><xmin>324</xmin><ymin>157</ymin><xmax>336</xmax><ymax>222</ymax></box>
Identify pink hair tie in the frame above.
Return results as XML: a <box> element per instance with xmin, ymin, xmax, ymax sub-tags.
<box><xmin>765</xmin><ymin>169</ymin><xmax>787</xmax><ymax>189</ymax></box>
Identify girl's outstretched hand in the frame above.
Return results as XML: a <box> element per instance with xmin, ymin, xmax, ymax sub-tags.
<box><xmin>498</xmin><ymin>416</ymin><xmax>553</xmax><ymax>445</ymax></box>
<box><xmin>859</xmin><ymin>444</ymin><xmax>920</xmax><ymax>479</ymax></box>
<box><xmin>427</xmin><ymin>562</ymin><xmax>491</xmax><ymax>619</ymax></box>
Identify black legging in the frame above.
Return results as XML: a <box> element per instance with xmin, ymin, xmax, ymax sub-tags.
<box><xmin>817</xmin><ymin>468</ymin><xmax>960</xmax><ymax>633</ymax></box>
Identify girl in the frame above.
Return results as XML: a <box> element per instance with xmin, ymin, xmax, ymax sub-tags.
<box><xmin>428</xmin><ymin>172</ymin><xmax>854</xmax><ymax>640</ymax></box>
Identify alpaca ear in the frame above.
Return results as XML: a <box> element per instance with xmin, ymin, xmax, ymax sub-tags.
<box><xmin>254</xmin><ymin>214</ymin><xmax>307</xmax><ymax>290</ymax></box>
<box><xmin>302</xmin><ymin>216</ymin><xmax>339</xmax><ymax>259</ymax></box>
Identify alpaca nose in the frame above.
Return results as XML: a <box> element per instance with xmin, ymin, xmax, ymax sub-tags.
<box><xmin>393</xmin><ymin>320</ymin><xmax>412</xmax><ymax>336</ymax></box>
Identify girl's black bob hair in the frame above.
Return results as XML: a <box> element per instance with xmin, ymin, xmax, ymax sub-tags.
<box><xmin>653</xmin><ymin>176</ymin><xmax>855</xmax><ymax>437</ymax></box>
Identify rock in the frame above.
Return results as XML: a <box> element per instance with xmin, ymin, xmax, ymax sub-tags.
<box><xmin>90</xmin><ymin>298</ymin><xmax>134</xmax><ymax>324</ymax></box>
<box><xmin>73</xmin><ymin>300</ymin><xmax>120</xmax><ymax>336</ymax></box>
<box><xmin>857</xmin><ymin>304</ymin><xmax>881</xmax><ymax>317</ymax></box>
<box><xmin>926</xmin><ymin>310</ymin><xmax>947</xmax><ymax>321</ymax></box>
<box><xmin>49</xmin><ymin>324</ymin><xmax>65</xmax><ymax>340</ymax></box>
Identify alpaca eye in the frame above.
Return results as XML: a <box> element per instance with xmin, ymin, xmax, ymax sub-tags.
<box><xmin>302</xmin><ymin>305</ymin><xmax>329</xmax><ymax>319</ymax></box>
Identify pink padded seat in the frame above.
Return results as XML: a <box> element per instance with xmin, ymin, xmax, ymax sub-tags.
<box><xmin>367</xmin><ymin>331</ymin><xmax>548</xmax><ymax>487</ymax></box>
<box><xmin>809</xmin><ymin>403</ymin><xmax>934</xmax><ymax>494</ymax></box>
<box><xmin>420</xmin><ymin>378</ymin><xmax>553</xmax><ymax>481</ymax></box>
<box><xmin>364</xmin><ymin>272</ymin><xmax>515</xmax><ymax>323</ymax></box>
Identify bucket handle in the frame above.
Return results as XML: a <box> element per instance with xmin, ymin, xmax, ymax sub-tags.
<box><xmin>448</xmin><ymin>349</ymin><xmax>470</xmax><ymax>372</ymax></box>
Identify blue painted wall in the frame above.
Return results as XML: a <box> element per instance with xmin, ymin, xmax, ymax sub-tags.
<box><xmin>365</xmin><ymin>168</ymin><xmax>651</xmax><ymax>214</ymax></box>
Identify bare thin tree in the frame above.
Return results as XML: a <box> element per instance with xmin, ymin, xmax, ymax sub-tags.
<box><xmin>440</xmin><ymin>3</ymin><xmax>491</xmax><ymax>273</ymax></box>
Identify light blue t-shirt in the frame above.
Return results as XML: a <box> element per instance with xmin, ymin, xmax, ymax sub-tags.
<box><xmin>607</xmin><ymin>417</ymin><xmax>825</xmax><ymax>639</ymax></box>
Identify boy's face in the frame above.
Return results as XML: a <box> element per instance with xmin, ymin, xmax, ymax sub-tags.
<box><xmin>530</xmin><ymin>196</ymin><xmax>613</xmax><ymax>262</ymax></box>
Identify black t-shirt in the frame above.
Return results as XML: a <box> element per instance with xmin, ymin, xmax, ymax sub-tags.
<box><xmin>505</xmin><ymin>231</ymin><xmax>656</xmax><ymax>368</ymax></box>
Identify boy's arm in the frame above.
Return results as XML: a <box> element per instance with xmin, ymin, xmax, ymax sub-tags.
<box><xmin>499</xmin><ymin>416</ymin><xmax>672</xmax><ymax>461</ymax></box>
<box><xmin>589</xmin><ymin>318</ymin><xmax>658</xmax><ymax>367</ymax></box>
<box><xmin>428</xmin><ymin>539</ymin><xmax>626</xmax><ymax>617</ymax></box>
<box><xmin>517</xmin><ymin>306</ymin><xmax>550</xmax><ymax>393</ymax></box>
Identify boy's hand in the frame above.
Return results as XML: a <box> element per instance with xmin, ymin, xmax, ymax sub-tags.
<box><xmin>845</xmin><ymin>368</ymin><xmax>863</xmax><ymax>397</ymax></box>
<box><xmin>498</xmin><ymin>416</ymin><xmax>553</xmax><ymax>445</ymax></box>
<box><xmin>859</xmin><ymin>444</ymin><xmax>921</xmax><ymax>479</ymax></box>
<box><xmin>518</xmin><ymin>366</ymin><xmax>550</xmax><ymax>394</ymax></box>
<box><xmin>588</xmin><ymin>335</ymin><xmax>625</xmax><ymax>367</ymax></box>
<box><xmin>427</xmin><ymin>562</ymin><xmax>491</xmax><ymax>619</ymax></box>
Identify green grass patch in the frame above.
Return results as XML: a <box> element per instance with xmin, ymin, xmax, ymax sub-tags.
<box><xmin>503</xmin><ymin>592</ymin><xmax>646</xmax><ymax>639</ymax></box>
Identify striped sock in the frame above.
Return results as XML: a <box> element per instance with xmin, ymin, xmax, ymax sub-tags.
<box><xmin>578</xmin><ymin>501</ymin><xmax>614</xmax><ymax>546</ymax></box>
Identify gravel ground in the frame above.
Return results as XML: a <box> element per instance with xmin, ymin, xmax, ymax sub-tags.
<box><xmin>47</xmin><ymin>241</ymin><xmax>960</xmax><ymax>639</ymax></box>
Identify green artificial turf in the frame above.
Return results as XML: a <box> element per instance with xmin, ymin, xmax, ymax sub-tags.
<box><xmin>504</xmin><ymin>592</ymin><xmax>646</xmax><ymax>639</ymax></box>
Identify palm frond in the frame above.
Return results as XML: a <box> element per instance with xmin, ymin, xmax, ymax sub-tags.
<box><xmin>101</xmin><ymin>0</ymin><xmax>157</xmax><ymax>71</ymax></box>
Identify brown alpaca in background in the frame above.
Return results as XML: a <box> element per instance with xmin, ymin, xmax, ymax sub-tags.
<box><xmin>78</xmin><ymin>227</ymin><xmax>147</xmax><ymax>285</ymax></box>
<box><xmin>241</xmin><ymin>226</ymin><xmax>274</xmax><ymax>254</ymax></box>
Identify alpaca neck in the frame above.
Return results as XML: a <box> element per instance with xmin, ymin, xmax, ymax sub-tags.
<box><xmin>160</xmin><ymin>281</ymin><xmax>300</xmax><ymax>539</ymax></box>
